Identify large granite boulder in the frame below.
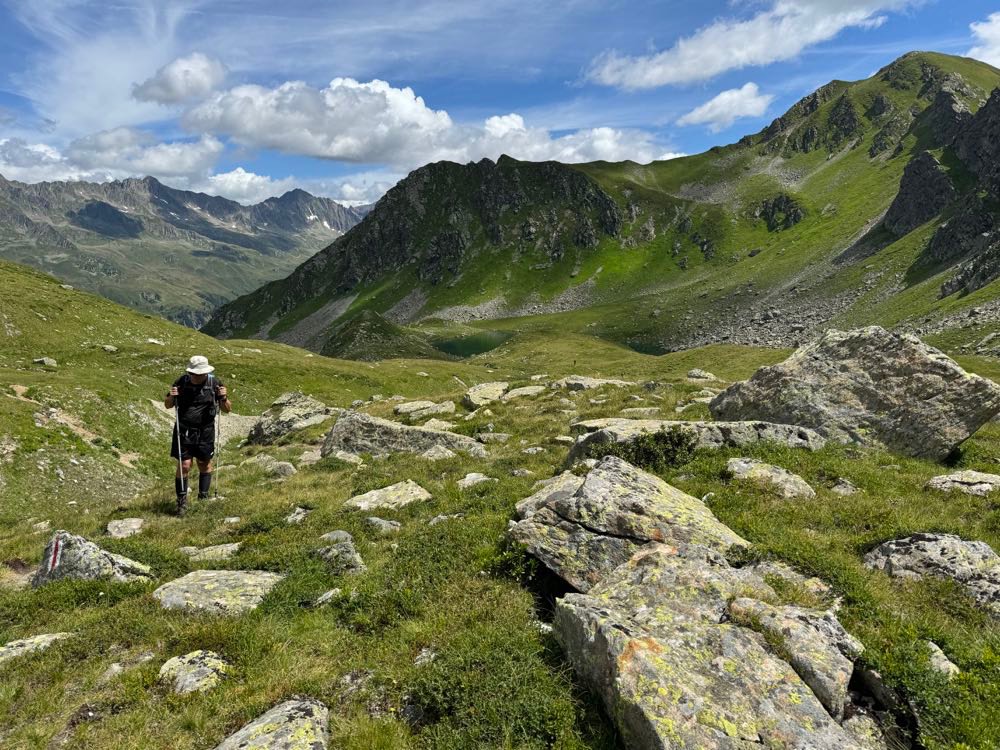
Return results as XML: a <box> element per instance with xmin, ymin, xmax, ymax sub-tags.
<box><xmin>710</xmin><ymin>327</ymin><xmax>1000</xmax><ymax>460</ymax></box>
<box><xmin>248</xmin><ymin>392</ymin><xmax>339</xmax><ymax>445</ymax></box>
<box><xmin>212</xmin><ymin>698</ymin><xmax>329</xmax><ymax>750</ymax></box>
<box><xmin>0</xmin><ymin>632</ymin><xmax>73</xmax><ymax>666</ymax></box>
<box><xmin>321</xmin><ymin>411</ymin><xmax>486</xmax><ymax>458</ymax></box>
<box><xmin>153</xmin><ymin>570</ymin><xmax>284</xmax><ymax>615</ymax></box>
<box><xmin>510</xmin><ymin>456</ymin><xmax>748</xmax><ymax>591</ymax></box>
<box><xmin>513</xmin><ymin>458</ymin><xmax>871</xmax><ymax>748</ymax></box>
<box><xmin>555</xmin><ymin>545</ymin><xmax>865</xmax><ymax>749</ymax></box>
<box><xmin>463</xmin><ymin>381</ymin><xmax>509</xmax><ymax>409</ymax></box>
<box><xmin>568</xmin><ymin>418</ymin><xmax>824</xmax><ymax>464</ymax></box>
<box><xmin>864</xmin><ymin>533</ymin><xmax>1000</xmax><ymax>616</ymax></box>
<box><xmin>32</xmin><ymin>531</ymin><xmax>153</xmax><ymax>587</ymax></box>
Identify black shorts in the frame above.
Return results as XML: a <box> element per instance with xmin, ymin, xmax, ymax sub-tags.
<box><xmin>171</xmin><ymin>423</ymin><xmax>216</xmax><ymax>461</ymax></box>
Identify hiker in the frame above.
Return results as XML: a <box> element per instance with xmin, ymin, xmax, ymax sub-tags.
<box><xmin>165</xmin><ymin>355</ymin><xmax>231</xmax><ymax>515</ymax></box>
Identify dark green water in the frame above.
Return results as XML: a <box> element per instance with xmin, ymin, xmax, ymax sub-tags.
<box><xmin>432</xmin><ymin>330</ymin><xmax>514</xmax><ymax>357</ymax></box>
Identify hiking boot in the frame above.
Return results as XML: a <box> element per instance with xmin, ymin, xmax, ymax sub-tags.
<box><xmin>176</xmin><ymin>494</ymin><xmax>188</xmax><ymax>516</ymax></box>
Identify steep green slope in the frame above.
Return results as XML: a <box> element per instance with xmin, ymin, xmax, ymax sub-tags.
<box><xmin>203</xmin><ymin>51</ymin><xmax>1000</xmax><ymax>359</ymax></box>
<box><xmin>0</xmin><ymin>176</ymin><xmax>367</xmax><ymax>327</ymax></box>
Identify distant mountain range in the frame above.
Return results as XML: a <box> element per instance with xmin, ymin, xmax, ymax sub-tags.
<box><xmin>0</xmin><ymin>174</ymin><xmax>369</xmax><ymax>326</ymax></box>
<box><xmin>203</xmin><ymin>51</ymin><xmax>1000</xmax><ymax>359</ymax></box>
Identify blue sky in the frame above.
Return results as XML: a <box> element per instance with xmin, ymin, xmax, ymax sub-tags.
<box><xmin>0</xmin><ymin>0</ymin><xmax>998</xmax><ymax>204</ymax></box>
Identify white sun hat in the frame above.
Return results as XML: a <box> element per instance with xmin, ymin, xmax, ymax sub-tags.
<box><xmin>186</xmin><ymin>355</ymin><xmax>215</xmax><ymax>375</ymax></box>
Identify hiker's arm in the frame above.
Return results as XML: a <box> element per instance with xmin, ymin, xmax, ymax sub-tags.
<box><xmin>217</xmin><ymin>385</ymin><xmax>232</xmax><ymax>413</ymax></box>
<box><xmin>165</xmin><ymin>385</ymin><xmax>179</xmax><ymax>409</ymax></box>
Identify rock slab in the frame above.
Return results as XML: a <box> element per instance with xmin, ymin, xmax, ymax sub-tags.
<box><xmin>710</xmin><ymin>327</ymin><xmax>1000</xmax><ymax>460</ymax></box>
<box><xmin>248</xmin><ymin>392</ymin><xmax>338</xmax><ymax>445</ymax></box>
<box><xmin>153</xmin><ymin>570</ymin><xmax>284</xmax><ymax>615</ymax></box>
<box><xmin>321</xmin><ymin>411</ymin><xmax>485</xmax><ymax>458</ymax></box>
<box><xmin>32</xmin><ymin>531</ymin><xmax>153</xmax><ymax>587</ymax></box>
<box><xmin>926</xmin><ymin>470</ymin><xmax>1000</xmax><ymax>496</ymax></box>
<box><xmin>107</xmin><ymin>518</ymin><xmax>144</xmax><ymax>538</ymax></box>
<box><xmin>345</xmin><ymin>480</ymin><xmax>431</xmax><ymax>511</ymax></box>
<box><xmin>727</xmin><ymin>457</ymin><xmax>816</xmax><ymax>498</ymax></box>
<box><xmin>0</xmin><ymin>633</ymin><xmax>73</xmax><ymax>666</ymax></box>
<box><xmin>463</xmin><ymin>381</ymin><xmax>508</xmax><ymax>409</ymax></box>
<box><xmin>213</xmin><ymin>698</ymin><xmax>329</xmax><ymax>750</ymax></box>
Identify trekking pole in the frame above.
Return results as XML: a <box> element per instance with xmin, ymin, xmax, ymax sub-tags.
<box><xmin>174</xmin><ymin>404</ymin><xmax>186</xmax><ymax>498</ymax></box>
<box><xmin>215</xmin><ymin>406</ymin><xmax>222</xmax><ymax>499</ymax></box>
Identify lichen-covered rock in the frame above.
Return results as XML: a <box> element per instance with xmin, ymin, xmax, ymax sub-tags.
<box><xmin>158</xmin><ymin>650</ymin><xmax>230</xmax><ymax>694</ymax></box>
<box><xmin>106</xmin><ymin>518</ymin><xmax>145</xmax><ymax>539</ymax></box>
<box><xmin>316</xmin><ymin>533</ymin><xmax>366</xmax><ymax>574</ymax></box>
<box><xmin>925</xmin><ymin>641</ymin><xmax>960</xmax><ymax>679</ymax></box>
<box><xmin>554</xmin><ymin>545</ymin><xmax>863</xmax><ymax>749</ymax></box>
<box><xmin>687</xmin><ymin>368</ymin><xmax>719</xmax><ymax>380</ymax></box>
<box><xmin>926</xmin><ymin>470</ymin><xmax>1000</xmax><ymax>496</ymax></box>
<box><xmin>727</xmin><ymin>457</ymin><xmax>816</xmax><ymax>499</ymax></box>
<box><xmin>285</xmin><ymin>506</ymin><xmax>311</xmax><ymax>525</ymax></box>
<box><xmin>463</xmin><ymin>381</ymin><xmax>508</xmax><ymax>409</ymax></box>
<box><xmin>0</xmin><ymin>632</ymin><xmax>73</xmax><ymax>666</ymax></box>
<box><xmin>179</xmin><ymin>543</ymin><xmax>241</xmax><ymax>562</ymax></box>
<box><xmin>832</xmin><ymin>478</ymin><xmax>861</xmax><ymax>496</ymax></box>
<box><xmin>248</xmin><ymin>392</ymin><xmax>339</xmax><ymax>445</ymax></box>
<box><xmin>421</xmin><ymin>418</ymin><xmax>455</xmax><ymax>431</ymax></box>
<box><xmin>710</xmin><ymin>327</ymin><xmax>1000</xmax><ymax>460</ymax></box>
<box><xmin>394</xmin><ymin>400</ymin><xmax>435</xmax><ymax>415</ymax></box>
<box><xmin>729</xmin><ymin>598</ymin><xmax>862</xmax><ymax>718</ymax></box>
<box><xmin>153</xmin><ymin>570</ymin><xmax>284</xmax><ymax>615</ymax></box>
<box><xmin>864</xmin><ymin>533</ymin><xmax>1000</xmax><ymax>615</ymax></box>
<box><xmin>32</xmin><ymin>531</ymin><xmax>153</xmax><ymax>587</ymax></box>
<box><xmin>212</xmin><ymin>698</ymin><xmax>329</xmax><ymax>750</ymax></box>
<box><xmin>550</xmin><ymin>375</ymin><xmax>635</xmax><ymax>391</ymax></box>
<box><xmin>510</xmin><ymin>456</ymin><xmax>747</xmax><ymax>591</ymax></box>
<box><xmin>345</xmin><ymin>480</ymin><xmax>431</xmax><ymax>511</ymax></box>
<box><xmin>321</xmin><ymin>411</ymin><xmax>486</xmax><ymax>458</ymax></box>
<box><xmin>568</xmin><ymin>418</ymin><xmax>824</xmax><ymax>463</ymax></box>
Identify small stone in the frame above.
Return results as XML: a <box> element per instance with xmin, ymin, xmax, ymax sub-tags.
<box><xmin>178</xmin><ymin>543</ymin><xmax>241</xmax><ymax>562</ymax></box>
<box><xmin>223</xmin><ymin>516</ymin><xmax>241</xmax><ymax>525</ymax></box>
<box><xmin>101</xmin><ymin>345</ymin><xmax>118</xmax><ymax>353</ymax></box>
<box><xmin>0</xmin><ymin>632</ymin><xmax>73</xmax><ymax>666</ymax></box>
<box><xmin>421</xmin><ymin>445</ymin><xmax>457</xmax><ymax>461</ymax></box>
<box><xmin>107</xmin><ymin>518</ymin><xmax>144</xmax><ymax>538</ymax></box>
<box><xmin>831</xmin><ymin>478</ymin><xmax>861</xmax><ymax>496</ymax></box>
<box><xmin>365</xmin><ymin>517</ymin><xmax>401</xmax><ymax>535</ymax></box>
<box><xmin>33</xmin><ymin>357</ymin><xmax>57</xmax><ymax>367</ymax></box>
<box><xmin>271</xmin><ymin>461</ymin><xmax>297</xmax><ymax>478</ymax></box>
<box><xmin>476</xmin><ymin>432</ymin><xmax>511</xmax><ymax>444</ymax></box>
<box><xmin>925</xmin><ymin>641</ymin><xmax>960</xmax><ymax>679</ymax></box>
<box><xmin>522</xmin><ymin>446</ymin><xmax>545</xmax><ymax>455</ymax></box>
<box><xmin>511</xmin><ymin>468</ymin><xmax>534</xmax><ymax>477</ymax></box>
<box><xmin>146</xmin><ymin>338</ymin><xmax>165</xmax><ymax>346</ymax></box>
<box><xmin>159</xmin><ymin>650</ymin><xmax>230</xmax><ymax>694</ymax></box>
<box><xmin>316</xmin><ymin>535</ymin><xmax>366</xmax><ymax>575</ymax></box>
<box><xmin>414</xmin><ymin>647</ymin><xmax>437</xmax><ymax>666</ymax></box>
<box><xmin>550</xmin><ymin>376</ymin><xmax>636</xmax><ymax>391</ymax></box>
<box><xmin>926</xmin><ymin>470</ymin><xmax>1000</xmax><ymax>496</ymax></box>
<box><xmin>422</xmin><ymin>418</ymin><xmax>456</xmax><ymax>431</ymax></box>
<box><xmin>314</xmin><ymin>588</ymin><xmax>342</xmax><ymax>607</ymax></box>
<box><xmin>687</xmin><ymin>368</ymin><xmax>718</xmax><ymax>380</ymax></box>
<box><xmin>458</xmin><ymin>472</ymin><xmax>496</xmax><ymax>490</ymax></box>
<box><xmin>285</xmin><ymin>506</ymin><xmax>311</xmax><ymax>525</ymax></box>
<box><xmin>333</xmin><ymin>450</ymin><xmax>364</xmax><ymax>465</ymax></box>
<box><xmin>429</xmin><ymin>513</ymin><xmax>464</xmax><ymax>526</ymax></box>
<box><xmin>153</xmin><ymin>570</ymin><xmax>284</xmax><ymax>615</ymax></box>
<box><xmin>32</xmin><ymin>520</ymin><xmax>51</xmax><ymax>533</ymax></box>
<box><xmin>552</xmin><ymin>435</ymin><xmax>575</xmax><ymax>445</ymax></box>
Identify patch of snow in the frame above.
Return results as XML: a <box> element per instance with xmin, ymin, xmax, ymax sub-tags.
<box><xmin>306</xmin><ymin>214</ymin><xmax>318</xmax><ymax>221</ymax></box>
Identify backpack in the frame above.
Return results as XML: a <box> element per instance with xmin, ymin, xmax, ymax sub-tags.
<box><xmin>180</xmin><ymin>373</ymin><xmax>219</xmax><ymax>418</ymax></box>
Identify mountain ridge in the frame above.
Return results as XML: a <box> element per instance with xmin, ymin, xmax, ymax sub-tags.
<box><xmin>0</xmin><ymin>174</ymin><xmax>369</xmax><ymax>326</ymax></box>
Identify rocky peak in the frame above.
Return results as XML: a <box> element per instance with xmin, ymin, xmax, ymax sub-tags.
<box><xmin>884</xmin><ymin>151</ymin><xmax>955</xmax><ymax>237</ymax></box>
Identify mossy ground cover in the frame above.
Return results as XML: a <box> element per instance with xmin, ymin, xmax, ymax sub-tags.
<box><xmin>1</xmin><ymin>260</ymin><xmax>999</xmax><ymax>748</ymax></box>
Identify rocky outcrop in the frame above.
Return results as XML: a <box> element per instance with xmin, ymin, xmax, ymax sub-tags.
<box><xmin>212</xmin><ymin>698</ymin><xmax>329</xmax><ymax>750</ymax></box>
<box><xmin>248</xmin><ymin>392</ymin><xmax>339</xmax><ymax>444</ymax></box>
<box><xmin>515</xmin><ymin>457</ymin><xmax>871</xmax><ymax>748</ymax></box>
<box><xmin>925</xmin><ymin>470</ymin><xmax>1000</xmax><ymax>496</ymax></box>
<box><xmin>152</xmin><ymin>570</ymin><xmax>284</xmax><ymax>615</ymax></box>
<box><xmin>755</xmin><ymin>194</ymin><xmax>805</xmax><ymax>231</ymax></box>
<box><xmin>864</xmin><ymin>533</ymin><xmax>1000</xmax><ymax>616</ymax></box>
<box><xmin>568</xmin><ymin>418</ymin><xmax>825</xmax><ymax>464</ymax></box>
<box><xmin>158</xmin><ymin>650</ymin><xmax>231</xmax><ymax>694</ymax></box>
<box><xmin>509</xmin><ymin>456</ymin><xmax>748</xmax><ymax>591</ymax></box>
<box><xmin>0</xmin><ymin>633</ymin><xmax>73</xmax><ymax>666</ymax></box>
<box><xmin>726</xmin><ymin>458</ymin><xmax>816</xmax><ymax>498</ymax></box>
<box><xmin>344</xmin><ymin>480</ymin><xmax>431</xmax><ymax>511</ymax></box>
<box><xmin>883</xmin><ymin>152</ymin><xmax>954</xmax><ymax>236</ymax></box>
<box><xmin>710</xmin><ymin>327</ymin><xmax>1000</xmax><ymax>460</ymax></box>
<box><xmin>32</xmin><ymin>531</ymin><xmax>154</xmax><ymax>587</ymax></box>
<box><xmin>320</xmin><ymin>411</ymin><xmax>486</xmax><ymax>458</ymax></box>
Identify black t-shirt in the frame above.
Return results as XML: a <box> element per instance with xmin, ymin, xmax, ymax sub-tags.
<box><xmin>171</xmin><ymin>374</ymin><xmax>225</xmax><ymax>427</ymax></box>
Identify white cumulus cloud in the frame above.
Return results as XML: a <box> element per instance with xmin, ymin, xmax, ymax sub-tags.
<box><xmin>184</xmin><ymin>77</ymin><xmax>670</xmax><ymax>168</ymax></box>
<box><xmin>969</xmin><ymin>12</ymin><xmax>1000</xmax><ymax>67</ymax></box>
<box><xmin>588</xmin><ymin>0</ymin><xmax>916</xmax><ymax>89</ymax></box>
<box><xmin>67</xmin><ymin>128</ymin><xmax>224</xmax><ymax>178</ymax></box>
<box><xmin>677</xmin><ymin>83</ymin><xmax>775</xmax><ymax>133</ymax></box>
<box><xmin>132</xmin><ymin>52</ymin><xmax>228</xmax><ymax>104</ymax></box>
<box><xmin>197</xmin><ymin>168</ymin><xmax>299</xmax><ymax>204</ymax></box>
